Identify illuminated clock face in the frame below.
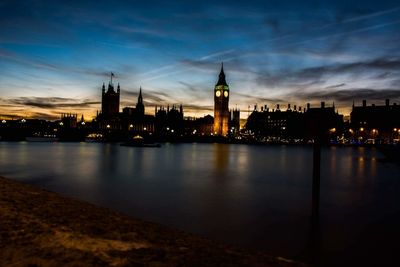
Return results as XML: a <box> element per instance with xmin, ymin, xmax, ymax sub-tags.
<box><xmin>215</xmin><ymin>90</ymin><xmax>221</xmax><ymax>97</ymax></box>
<box><xmin>224</xmin><ymin>91</ymin><xmax>229</xmax><ymax>97</ymax></box>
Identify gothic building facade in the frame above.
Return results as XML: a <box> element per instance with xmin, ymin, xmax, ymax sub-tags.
<box><xmin>213</xmin><ymin>63</ymin><xmax>230</xmax><ymax>136</ymax></box>
<box><xmin>101</xmin><ymin>80</ymin><xmax>120</xmax><ymax>116</ymax></box>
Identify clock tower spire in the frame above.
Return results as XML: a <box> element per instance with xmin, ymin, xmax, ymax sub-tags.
<box><xmin>214</xmin><ymin>63</ymin><xmax>229</xmax><ymax>136</ymax></box>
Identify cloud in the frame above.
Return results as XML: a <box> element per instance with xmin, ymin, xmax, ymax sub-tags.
<box><xmin>234</xmin><ymin>93</ymin><xmax>285</xmax><ymax>104</ymax></box>
<box><xmin>325</xmin><ymin>83</ymin><xmax>346</xmax><ymax>89</ymax></box>
<box><xmin>340</xmin><ymin>6</ymin><xmax>400</xmax><ymax>24</ymax></box>
<box><xmin>290</xmin><ymin>88</ymin><xmax>400</xmax><ymax>103</ymax></box>
<box><xmin>27</xmin><ymin>112</ymin><xmax>60</xmax><ymax>121</ymax></box>
<box><xmin>120</xmin><ymin>89</ymin><xmax>173</xmax><ymax>104</ymax></box>
<box><xmin>255</xmin><ymin>57</ymin><xmax>400</xmax><ymax>87</ymax></box>
<box><xmin>181</xmin><ymin>104</ymin><xmax>214</xmax><ymax>114</ymax></box>
<box><xmin>1</xmin><ymin>97</ymin><xmax>99</xmax><ymax>109</ymax></box>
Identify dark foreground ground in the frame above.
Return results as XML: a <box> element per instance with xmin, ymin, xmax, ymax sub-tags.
<box><xmin>0</xmin><ymin>176</ymin><xmax>307</xmax><ymax>267</ymax></box>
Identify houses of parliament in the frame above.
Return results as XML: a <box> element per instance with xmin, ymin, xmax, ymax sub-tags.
<box><xmin>95</xmin><ymin>64</ymin><xmax>240</xmax><ymax>138</ymax></box>
<box><xmin>1</xmin><ymin>64</ymin><xmax>399</xmax><ymax>144</ymax></box>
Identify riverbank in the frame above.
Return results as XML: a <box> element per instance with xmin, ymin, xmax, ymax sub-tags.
<box><xmin>0</xmin><ymin>176</ymin><xmax>307</xmax><ymax>267</ymax></box>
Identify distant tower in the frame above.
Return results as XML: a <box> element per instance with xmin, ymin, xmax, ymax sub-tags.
<box><xmin>214</xmin><ymin>63</ymin><xmax>230</xmax><ymax>136</ymax></box>
<box><xmin>179</xmin><ymin>104</ymin><xmax>183</xmax><ymax>116</ymax></box>
<box><xmin>136</xmin><ymin>86</ymin><xmax>145</xmax><ymax>117</ymax></box>
<box><xmin>230</xmin><ymin>108</ymin><xmax>240</xmax><ymax>132</ymax></box>
<box><xmin>101</xmin><ymin>73</ymin><xmax>120</xmax><ymax>116</ymax></box>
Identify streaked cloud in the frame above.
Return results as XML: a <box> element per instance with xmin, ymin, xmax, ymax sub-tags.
<box><xmin>0</xmin><ymin>0</ymin><xmax>400</xmax><ymax>119</ymax></box>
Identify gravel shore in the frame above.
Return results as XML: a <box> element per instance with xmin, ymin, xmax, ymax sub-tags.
<box><xmin>0</xmin><ymin>176</ymin><xmax>307</xmax><ymax>267</ymax></box>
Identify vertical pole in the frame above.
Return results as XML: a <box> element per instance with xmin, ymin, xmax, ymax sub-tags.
<box><xmin>312</xmin><ymin>137</ymin><xmax>321</xmax><ymax>217</ymax></box>
<box><xmin>307</xmin><ymin>136</ymin><xmax>322</xmax><ymax>265</ymax></box>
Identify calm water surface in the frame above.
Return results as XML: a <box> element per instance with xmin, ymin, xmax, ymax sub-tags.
<box><xmin>1</xmin><ymin>142</ymin><xmax>399</xmax><ymax>266</ymax></box>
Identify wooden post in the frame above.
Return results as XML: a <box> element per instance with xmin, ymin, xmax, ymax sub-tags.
<box><xmin>312</xmin><ymin>137</ymin><xmax>321</xmax><ymax>217</ymax></box>
<box><xmin>307</xmin><ymin>136</ymin><xmax>322</xmax><ymax>265</ymax></box>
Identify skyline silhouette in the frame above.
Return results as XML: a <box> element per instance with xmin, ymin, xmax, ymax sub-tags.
<box><xmin>1</xmin><ymin>1</ymin><xmax>400</xmax><ymax>120</ymax></box>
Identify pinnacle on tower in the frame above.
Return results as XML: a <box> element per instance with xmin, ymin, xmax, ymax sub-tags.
<box><xmin>216</xmin><ymin>62</ymin><xmax>228</xmax><ymax>86</ymax></box>
<box><xmin>138</xmin><ymin>86</ymin><xmax>143</xmax><ymax>103</ymax></box>
<box><xmin>110</xmin><ymin>72</ymin><xmax>114</xmax><ymax>84</ymax></box>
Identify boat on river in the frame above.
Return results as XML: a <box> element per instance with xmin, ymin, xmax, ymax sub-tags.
<box><xmin>120</xmin><ymin>135</ymin><xmax>161</xmax><ymax>147</ymax></box>
<box><xmin>26</xmin><ymin>133</ymin><xmax>59</xmax><ymax>142</ymax></box>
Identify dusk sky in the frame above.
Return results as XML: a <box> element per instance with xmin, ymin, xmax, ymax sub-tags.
<box><xmin>1</xmin><ymin>0</ymin><xmax>400</xmax><ymax>120</ymax></box>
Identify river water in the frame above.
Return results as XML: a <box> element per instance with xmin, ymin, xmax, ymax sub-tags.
<box><xmin>1</xmin><ymin>142</ymin><xmax>399</xmax><ymax>266</ymax></box>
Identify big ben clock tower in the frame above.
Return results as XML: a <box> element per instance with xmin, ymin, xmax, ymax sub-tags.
<box><xmin>214</xmin><ymin>63</ymin><xmax>229</xmax><ymax>136</ymax></box>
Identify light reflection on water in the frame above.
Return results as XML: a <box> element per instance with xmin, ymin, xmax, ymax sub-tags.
<box><xmin>0</xmin><ymin>142</ymin><xmax>399</xmax><ymax>266</ymax></box>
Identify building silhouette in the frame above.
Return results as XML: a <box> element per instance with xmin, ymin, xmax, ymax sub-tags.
<box><xmin>101</xmin><ymin>74</ymin><xmax>120</xmax><ymax>116</ymax></box>
<box><xmin>213</xmin><ymin>63</ymin><xmax>230</xmax><ymax>136</ymax></box>
<box><xmin>229</xmin><ymin>108</ymin><xmax>240</xmax><ymax>134</ymax></box>
<box><xmin>246</xmin><ymin>102</ymin><xmax>343</xmax><ymax>142</ymax></box>
<box><xmin>155</xmin><ymin>105</ymin><xmax>184</xmax><ymax>136</ymax></box>
<box><xmin>97</xmin><ymin>74</ymin><xmax>122</xmax><ymax>131</ymax></box>
<box><xmin>4</xmin><ymin>66</ymin><xmax>400</xmax><ymax>144</ymax></box>
<box><xmin>122</xmin><ymin>87</ymin><xmax>155</xmax><ymax>134</ymax></box>
<box><xmin>350</xmin><ymin>99</ymin><xmax>400</xmax><ymax>143</ymax></box>
<box><xmin>246</xmin><ymin>104</ymin><xmax>305</xmax><ymax>140</ymax></box>
<box><xmin>60</xmin><ymin>113</ymin><xmax>77</xmax><ymax>128</ymax></box>
<box><xmin>304</xmin><ymin>102</ymin><xmax>344</xmax><ymax>141</ymax></box>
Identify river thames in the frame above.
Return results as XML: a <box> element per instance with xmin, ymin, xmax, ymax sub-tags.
<box><xmin>1</xmin><ymin>142</ymin><xmax>399</xmax><ymax>266</ymax></box>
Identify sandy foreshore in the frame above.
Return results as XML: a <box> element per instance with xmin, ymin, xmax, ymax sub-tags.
<box><xmin>0</xmin><ymin>176</ymin><xmax>307</xmax><ymax>267</ymax></box>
